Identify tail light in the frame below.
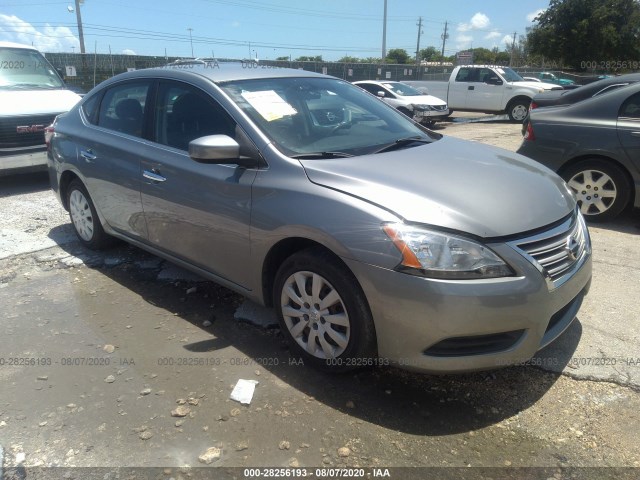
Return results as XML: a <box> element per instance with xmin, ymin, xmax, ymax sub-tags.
<box><xmin>524</xmin><ymin>121</ymin><xmax>535</xmax><ymax>141</ymax></box>
<box><xmin>530</xmin><ymin>102</ymin><xmax>538</xmax><ymax>110</ymax></box>
<box><xmin>44</xmin><ymin>125</ymin><xmax>54</xmax><ymax>150</ymax></box>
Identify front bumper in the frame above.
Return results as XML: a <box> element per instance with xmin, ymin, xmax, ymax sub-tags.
<box><xmin>344</xmin><ymin>235</ymin><xmax>592</xmax><ymax>373</ymax></box>
<box><xmin>413</xmin><ymin>108</ymin><xmax>450</xmax><ymax>123</ymax></box>
<box><xmin>0</xmin><ymin>148</ymin><xmax>48</xmax><ymax>176</ymax></box>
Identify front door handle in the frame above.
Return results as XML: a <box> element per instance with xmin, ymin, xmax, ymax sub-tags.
<box><xmin>468</xmin><ymin>86</ymin><xmax>475</xmax><ymax>90</ymax></box>
<box><xmin>143</xmin><ymin>169</ymin><xmax>167</xmax><ymax>183</ymax></box>
<box><xmin>80</xmin><ymin>149</ymin><xmax>96</xmax><ymax>161</ymax></box>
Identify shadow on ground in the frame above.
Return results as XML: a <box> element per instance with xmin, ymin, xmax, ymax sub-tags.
<box><xmin>51</xmin><ymin>235</ymin><xmax>582</xmax><ymax>437</ymax></box>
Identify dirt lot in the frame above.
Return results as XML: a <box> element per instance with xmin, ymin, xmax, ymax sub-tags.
<box><xmin>0</xmin><ymin>116</ymin><xmax>638</xmax><ymax>479</ymax></box>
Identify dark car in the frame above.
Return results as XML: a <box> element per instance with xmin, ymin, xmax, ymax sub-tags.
<box><xmin>521</xmin><ymin>73</ymin><xmax>640</xmax><ymax>135</ymax></box>
<box><xmin>518</xmin><ymin>82</ymin><xmax>640</xmax><ymax>222</ymax></box>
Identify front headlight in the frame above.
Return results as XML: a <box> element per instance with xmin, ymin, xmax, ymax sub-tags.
<box><xmin>412</xmin><ymin>104</ymin><xmax>432</xmax><ymax>111</ymax></box>
<box><xmin>382</xmin><ymin>223</ymin><xmax>515</xmax><ymax>279</ymax></box>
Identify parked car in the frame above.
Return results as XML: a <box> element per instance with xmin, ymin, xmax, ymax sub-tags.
<box><xmin>353</xmin><ymin>80</ymin><xmax>448</xmax><ymax>127</ymax></box>
<box><xmin>521</xmin><ymin>73</ymin><xmax>640</xmax><ymax>135</ymax></box>
<box><xmin>537</xmin><ymin>72</ymin><xmax>578</xmax><ymax>89</ymax></box>
<box><xmin>518</xmin><ymin>82</ymin><xmax>640</xmax><ymax>222</ymax></box>
<box><xmin>48</xmin><ymin>64</ymin><xmax>591</xmax><ymax>373</ymax></box>
<box><xmin>0</xmin><ymin>41</ymin><xmax>82</xmax><ymax>176</ymax></box>
<box><xmin>405</xmin><ymin>65</ymin><xmax>562</xmax><ymax>122</ymax></box>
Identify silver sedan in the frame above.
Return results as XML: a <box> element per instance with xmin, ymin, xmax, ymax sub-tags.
<box><xmin>47</xmin><ymin>63</ymin><xmax>591</xmax><ymax>373</ymax></box>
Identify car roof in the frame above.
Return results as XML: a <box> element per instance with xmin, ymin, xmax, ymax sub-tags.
<box><xmin>108</xmin><ymin>62</ymin><xmax>330</xmax><ymax>84</ymax></box>
<box><xmin>0</xmin><ymin>41</ymin><xmax>39</xmax><ymax>51</ymax></box>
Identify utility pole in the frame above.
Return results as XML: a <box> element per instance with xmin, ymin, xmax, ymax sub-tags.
<box><xmin>415</xmin><ymin>16</ymin><xmax>423</xmax><ymax>78</ymax></box>
<box><xmin>381</xmin><ymin>0</ymin><xmax>387</xmax><ymax>63</ymax></box>
<box><xmin>74</xmin><ymin>0</ymin><xmax>85</xmax><ymax>54</ymax></box>
<box><xmin>187</xmin><ymin>28</ymin><xmax>194</xmax><ymax>57</ymax></box>
<box><xmin>509</xmin><ymin>31</ymin><xmax>517</xmax><ymax>66</ymax></box>
<box><xmin>440</xmin><ymin>21</ymin><xmax>448</xmax><ymax>65</ymax></box>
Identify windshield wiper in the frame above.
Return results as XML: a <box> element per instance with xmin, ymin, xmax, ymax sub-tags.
<box><xmin>373</xmin><ymin>136</ymin><xmax>430</xmax><ymax>154</ymax></box>
<box><xmin>290</xmin><ymin>151</ymin><xmax>354</xmax><ymax>159</ymax></box>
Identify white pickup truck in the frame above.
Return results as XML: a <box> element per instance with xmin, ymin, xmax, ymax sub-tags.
<box><xmin>406</xmin><ymin>65</ymin><xmax>563</xmax><ymax>122</ymax></box>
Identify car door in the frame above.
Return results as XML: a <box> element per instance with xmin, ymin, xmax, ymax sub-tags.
<box><xmin>139</xmin><ymin>80</ymin><xmax>257</xmax><ymax>288</ymax></box>
<box><xmin>469</xmin><ymin>68</ymin><xmax>504</xmax><ymax>111</ymax></box>
<box><xmin>449</xmin><ymin>67</ymin><xmax>475</xmax><ymax>109</ymax></box>
<box><xmin>75</xmin><ymin>80</ymin><xmax>153</xmax><ymax>239</ymax></box>
<box><xmin>617</xmin><ymin>91</ymin><xmax>640</xmax><ymax>173</ymax></box>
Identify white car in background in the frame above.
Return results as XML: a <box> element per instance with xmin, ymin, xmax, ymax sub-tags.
<box><xmin>353</xmin><ymin>80</ymin><xmax>449</xmax><ymax>127</ymax></box>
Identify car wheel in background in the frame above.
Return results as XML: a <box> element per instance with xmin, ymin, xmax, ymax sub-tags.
<box><xmin>273</xmin><ymin>247</ymin><xmax>377</xmax><ymax>372</ymax></box>
<box><xmin>561</xmin><ymin>159</ymin><xmax>631</xmax><ymax>222</ymax></box>
<box><xmin>507</xmin><ymin>98</ymin><xmax>530</xmax><ymax>123</ymax></box>
<box><xmin>67</xmin><ymin>179</ymin><xmax>114</xmax><ymax>249</ymax></box>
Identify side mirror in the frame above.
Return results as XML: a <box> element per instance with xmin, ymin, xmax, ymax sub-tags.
<box><xmin>188</xmin><ymin>135</ymin><xmax>257</xmax><ymax>167</ymax></box>
<box><xmin>376</xmin><ymin>90</ymin><xmax>386</xmax><ymax>98</ymax></box>
<box><xmin>485</xmin><ymin>77</ymin><xmax>503</xmax><ymax>86</ymax></box>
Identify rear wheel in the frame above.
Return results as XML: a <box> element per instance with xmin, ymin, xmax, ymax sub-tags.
<box><xmin>507</xmin><ymin>98</ymin><xmax>530</xmax><ymax>123</ymax></box>
<box><xmin>561</xmin><ymin>159</ymin><xmax>631</xmax><ymax>222</ymax></box>
<box><xmin>67</xmin><ymin>179</ymin><xmax>114</xmax><ymax>249</ymax></box>
<box><xmin>273</xmin><ymin>248</ymin><xmax>376</xmax><ymax>372</ymax></box>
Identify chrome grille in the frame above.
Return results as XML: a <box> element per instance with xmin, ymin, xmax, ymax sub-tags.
<box><xmin>510</xmin><ymin>212</ymin><xmax>590</xmax><ymax>289</ymax></box>
<box><xmin>0</xmin><ymin>114</ymin><xmax>58</xmax><ymax>149</ymax></box>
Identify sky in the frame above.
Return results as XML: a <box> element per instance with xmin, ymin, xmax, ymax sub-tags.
<box><xmin>0</xmin><ymin>0</ymin><xmax>549</xmax><ymax>60</ymax></box>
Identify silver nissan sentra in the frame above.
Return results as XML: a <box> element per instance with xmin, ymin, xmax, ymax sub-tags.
<box><xmin>47</xmin><ymin>63</ymin><xmax>592</xmax><ymax>373</ymax></box>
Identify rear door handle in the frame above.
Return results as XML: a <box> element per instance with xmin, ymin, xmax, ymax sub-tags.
<box><xmin>468</xmin><ymin>86</ymin><xmax>475</xmax><ymax>90</ymax></box>
<box><xmin>143</xmin><ymin>169</ymin><xmax>167</xmax><ymax>183</ymax></box>
<box><xmin>80</xmin><ymin>149</ymin><xmax>96</xmax><ymax>161</ymax></box>
<box><xmin>631</xmin><ymin>131</ymin><xmax>640</xmax><ymax>137</ymax></box>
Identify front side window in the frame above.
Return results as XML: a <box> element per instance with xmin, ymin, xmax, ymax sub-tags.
<box><xmin>97</xmin><ymin>82</ymin><xmax>150</xmax><ymax>138</ymax></box>
<box><xmin>0</xmin><ymin>47</ymin><xmax>64</xmax><ymax>90</ymax></box>
<box><xmin>154</xmin><ymin>82</ymin><xmax>235</xmax><ymax>151</ymax></box>
<box><xmin>221</xmin><ymin>77</ymin><xmax>438</xmax><ymax>157</ymax></box>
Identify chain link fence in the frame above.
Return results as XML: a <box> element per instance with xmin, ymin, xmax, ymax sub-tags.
<box><xmin>44</xmin><ymin>53</ymin><xmax>623</xmax><ymax>93</ymax></box>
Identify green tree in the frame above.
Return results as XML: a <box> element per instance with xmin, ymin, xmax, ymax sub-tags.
<box><xmin>338</xmin><ymin>56</ymin><xmax>361</xmax><ymax>63</ymax></box>
<box><xmin>419</xmin><ymin>46</ymin><xmax>440</xmax><ymax>61</ymax></box>
<box><xmin>527</xmin><ymin>0</ymin><xmax>640</xmax><ymax>70</ymax></box>
<box><xmin>295</xmin><ymin>55</ymin><xmax>323</xmax><ymax>62</ymax></box>
<box><xmin>385</xmin><ymin>48</ymin><xmax>411</xmax><ymax>64</ymax></box>
<box><xmin>275</xmin><ymin>56</ymin><xmax>290</xmax><ymax>61</ymax></box>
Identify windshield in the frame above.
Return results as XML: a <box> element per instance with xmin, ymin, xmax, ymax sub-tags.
<box><xmin>220</xmin><ymin>77</ymin><xmax>437</xmax><ymax>157</ymax></box>
<box><xmin>496</xmin><ymin>67</ymin><xmax>524</xmax><ymax>83</ymax></box>
<box><xmin>0</xmin><ymin>47</ymin><xmax>65</xmax><ymax>90</ymax></box>
<box><xmin>382</xmin><ymin>82</ymin><xmax>422</xmax><ymax>96</ymax></box>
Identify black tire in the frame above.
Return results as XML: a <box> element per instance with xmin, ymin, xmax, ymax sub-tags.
<box><xmin>66</xmin><ymin>179</ymin><xmax>114</xmax><ymax>249</ymax></box>
<box><xmin>273</xmin><ymin>247</ymin><xmax>377</xmax><ymax>372</ymax></box>
<box><xmin>561</xmin><ymin>159</ymin><xmax>631</xmax><ymax>222</ymax></box>
<box><xmin>506</xmin><ymin>98</ymin><xmax>530</xmax><ymax>123</ymax></box>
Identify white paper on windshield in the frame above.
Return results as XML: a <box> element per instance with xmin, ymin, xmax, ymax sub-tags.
<box><xmin>241</xmin><ymin>90</ymin><xmax>297</xmax><ymax>121</ymax></box>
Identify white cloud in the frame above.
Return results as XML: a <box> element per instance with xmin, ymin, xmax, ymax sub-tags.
<box><xmin>527</xmin><ymin>9</ymin><xmax>545</xmax><ymax>22</ymax></box>
<box><xmin>0</xmin><ymin>14</ymin><xmax>79</xmax><ymax>52</ymax></box>
<box><xmin>122</xmin><ymin>49</ymin><xmax>136</xmax><ymax>55</ymax></box>
<box><xmin>458</xmin><ymin>13</ymin><xmax>491</xmax><ymax>32</ymax></box>
<box><xmin>485</xmin><ymin>31</ymin><xmax>502</xmax><ymax>40</ymax></box>
<box><xmin>455</xmin><ymin>34</ymin><xmax>474</xmax><ymax>49</ymax></box>
<box><xmin>502</xmin><ymin>34</ymin><xmax>516</xmax><ymax>47</ymax></box>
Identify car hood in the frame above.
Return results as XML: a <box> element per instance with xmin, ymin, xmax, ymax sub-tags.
<box><xmin>0</xmin><ymin>89</ymin><xmax>81</xmax><ymax>116</ymax></box>
<box><xmin>300</xmin><ymin>136</ymin><xmax>574</xmax><ymax>238</ymax></box>
<box><xmin>512</xmin><ymin>81</ymin><xmax>562</xmax><ymax>91</ymax></box>
<box><xmin>401</xmin><ymin>94</ymin><xmax>447</xmax><ymax>106</ymax></box>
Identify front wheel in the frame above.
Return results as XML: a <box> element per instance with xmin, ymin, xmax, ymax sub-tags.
<box><xmin>507</xmin><ymin>99</ymin><xmax>530</xmax><ymax>123</ymax></box>
<box><xmin>561</xmin><ymin>159</ymin><xmax>631</xmax><ymax>222</ymax></box>
<box><xmin>67</xmin><ymin>179</ymin><xmax>114</xmax><ymax>249</ymax></box>
<box><xmin>273</xmin><ymin>248</ymin><xmax>377</xmax><ymax>372</ymax></box>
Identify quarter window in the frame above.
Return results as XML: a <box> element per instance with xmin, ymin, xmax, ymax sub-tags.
<box><xmin>97</xmin><ymin>82</ymin><xmax>150</xmax><ymax>137</ymax></box>
<box><xmin>619</xmin><ymin>92</ymin><xmax>640</xmax><ymax>119</ymax></box>
<box><xmin>154</xmin><ymin>82</ymin><xmax>236</xmax><ymax>151</ymax></box>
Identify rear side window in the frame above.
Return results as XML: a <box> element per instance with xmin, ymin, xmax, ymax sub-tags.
<box><xmin>97</xmin><ymin>82</ymin><xmax>150</xmax><ymax>137</ymax></box>
<box><xmin>455</xmin><ymin>68</ymin><xmax>477</xmax><ymax>82</ymax></box>
<box><xmin>619</xmin><ymin>92</ymin><xmax>640</xmax><ymax>119</ymax></box>
<box><xmin>81</xmin><ymin>93</ymin><xmax>101</xmax><ymax>124</ymax></box>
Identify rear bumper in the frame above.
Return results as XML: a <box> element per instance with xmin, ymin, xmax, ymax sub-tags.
<box><xmin>0</xmin><ymin>148</ymin><xmax>48</xmax><ymax>177</ymax></box>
